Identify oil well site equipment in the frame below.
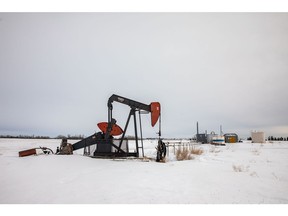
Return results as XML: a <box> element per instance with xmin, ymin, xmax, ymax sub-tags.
<box><xmin>18</xmin><ymin>94</ymin><xmax>166</xmax><ymax>161</ymax></box>
<box><xmin>68</xmin><ymin>94</ymin><xmax>163</xmax><ymax>159</ymax></box>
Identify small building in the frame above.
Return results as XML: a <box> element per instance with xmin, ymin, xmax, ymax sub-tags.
<box><xmin>197</xmin><ymin>134</ymin><xmax>207</xmax><ymax>144</ymax></box>
<box><xmin>224</xmin><ymin>133</ymin><xmax>238</xmax><ymax>143</ymax></box>
<box><xmin>251</xmin><ymin>131</ymin><xmax>265</xmax><ymax>143</ymax></box>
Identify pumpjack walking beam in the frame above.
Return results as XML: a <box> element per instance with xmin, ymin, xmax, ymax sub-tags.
<box><xmin>107</xmin><ymin>94</ymin><xmax>160</xmax><ymax>128</ymax></box>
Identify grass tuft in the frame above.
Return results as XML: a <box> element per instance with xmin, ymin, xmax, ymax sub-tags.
<box><xmin>176</xmin><ymin>147</ymin><xmax>194</xmax><ymax>161</ymax></box>
<box><xmin>191</xmin><ymin>146</ymin><xmax>204</xmax><ymax>155</ymax></box>
<box><xmin>232</xmin><ymin>164</ymin><xmax>250</xmax><ymax>172</ymax></box>
<box><xmin>175</xmin><ymin>146</ymin><xmax>203</xmax><ymax>161</ymax></box>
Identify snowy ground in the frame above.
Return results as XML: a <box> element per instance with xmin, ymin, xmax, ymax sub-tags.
<box><xmin>0</xmin><ymin>138</ymin><xmax>288</xmax><ymax>204</ymax></box>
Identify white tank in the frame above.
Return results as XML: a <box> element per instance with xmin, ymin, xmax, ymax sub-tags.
<box><xmin>211</xmin><ymin>135</ymin><xmax>225</xmax><ymax>145</ymax></box>
<box><xmin>251</xmin><ymin>131</ymin><xmax>265</xmax><ymax>143</ymax></box>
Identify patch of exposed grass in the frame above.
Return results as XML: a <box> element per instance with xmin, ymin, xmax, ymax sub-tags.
<box><xmin>190</xmin><ymin>146</ymin><xmax>204</xmax><ymax>155</ymax></box>
<box><xmin>176</xmin><ymin>147</ymin><xmax>194</xmax><ymax>161</ymax></box>
<box><xmin>232</xmin><ymin>164</ymin><xmax>250</xmax><ymax>172</ymax></box>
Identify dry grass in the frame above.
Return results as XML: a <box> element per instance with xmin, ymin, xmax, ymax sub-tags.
<box><xmin>191</xmin><ymin>146</ymin><xmax>204</xmax><ymax>155</ymax></box>
<box><xmin>176</xmin><ymin>147</ymin><xmax>194</xmax><ymax>161</ymax></box>
<box><xmin>232</xmin><ymin>164</ymin><xmax>250</xmax><ymax>172</ymax></box>
<box><xmin>175</xmin><ymin>146</ymin><xmax>204</xmax><ymax>161</ymax></box>
<box><xmin>233</xmin><ymin>164</ymin><xmax>244</xmax><ymax>172</ymax></box>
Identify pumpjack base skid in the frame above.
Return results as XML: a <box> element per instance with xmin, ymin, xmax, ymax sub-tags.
<box><xmin>91</xmin><ymin>152</ymin><xmax>138</xmax><ymax>158</ymax></box>
<box><xmin>72</xmin><ymin>132</ymin><xmax>137</xmax><ymax>157</ymax></box>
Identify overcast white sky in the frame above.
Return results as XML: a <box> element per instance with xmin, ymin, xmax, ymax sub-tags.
<box><xmin>0</xmin><ymin>13</ymin><xmax>287</xmax><ymax>139</ymax></box>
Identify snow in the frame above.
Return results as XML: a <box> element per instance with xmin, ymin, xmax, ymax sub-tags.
<box><xmin>0</xmin><ymin>138</ymin><xmax>288</xmax><ymax>204</ymax></box>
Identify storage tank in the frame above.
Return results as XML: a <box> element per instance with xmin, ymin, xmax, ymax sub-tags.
<box><xmin>207</xmin><ymin>131</ymin><xmax>216</xmax><ymax>143</ymax></box>
<box><xmin>251</xmin><ymin>131</ymin><xmax>265</xmax><ymax>143</ymax></box>
<box><xmin>211</xmin><ymin>135</ymin><xmax>225</xmax><ymax>145</ymax></box>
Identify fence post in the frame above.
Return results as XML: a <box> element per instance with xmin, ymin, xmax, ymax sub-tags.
<box><xmin>167</xmin><ymin>142</ymin><xmax>169</xmax><ymax>157</ymax></box>
<box><xmin>173</xmin><ymin>143</ymin><xmax>175</xmax><ymax>154</ymax></box>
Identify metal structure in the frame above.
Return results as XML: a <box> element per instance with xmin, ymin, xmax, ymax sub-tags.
<box><xmin>70</xmin><ymin>94</ymin><xmax>162</xmax><ymax>158</ymax></box>
<box><xmin>196</xmin><ymin>134</ymin><xmax>207</xmax><ymax>144</ymax></box>
<box><xmin>156</xmin><ymin>139</ymin><xmax>166</xmax><ymax>162</ymax></box>
<box><xmin>224</xmin><ymin>133</ymin><xmax>238</xmax><ymax>143</ymax></box>
<box><xmin>19</xmin><ymin>147</ymin><xmax>54</xmax><ymax>157</ymax></box>
<box><xmin>196</xmin><ymin>122</ymin><xmax>207</xmax><ymax>144</ymax></box>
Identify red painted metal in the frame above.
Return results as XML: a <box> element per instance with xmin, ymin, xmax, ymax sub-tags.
<box><xmin>97</xmin><ymin>122</ymin><xmax>124</xmax><ymax>136</ymax></box>
<box><xmin>150</xmin><ymin>102</ymin><xmax>161</xmax><ymax>127</ymax></box>
<box><xmin>19</xmin><ymin>148</ymin><xmax>37</xmax><ymax>157</ymax></box>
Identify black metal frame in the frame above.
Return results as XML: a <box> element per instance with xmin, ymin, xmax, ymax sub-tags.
<box><xmin>72</xmin><ymin>94</ymin><xmax>153</xmax><ymax>158</ymax></box>
<box><xmin>105</xmin><ymin>94</ymin><xmax>153</xmax><ymax>157</ymax></box>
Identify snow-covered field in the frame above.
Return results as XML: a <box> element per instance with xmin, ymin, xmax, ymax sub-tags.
<box><xmin>0</xmin><ymin>138</ymin><xmax>288</xmax><ymax>204</ymax></box>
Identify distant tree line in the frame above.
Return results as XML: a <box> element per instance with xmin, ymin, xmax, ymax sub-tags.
<box><xmin>0</xmin><ymin>134</ymin><xmax>85</xmax><ymax>140</ymax></box>
<box><xmin>267</xmin><ymin>136</ymin><xmax>288</xmax><ymax>141</ymax></box>
<box><xmin>247</xmin><ymin>136</ymin><xmax>288</xmax><ymax>141</ymax></box>
<box><xmin>0</xmin><ymin>134</ymin><xmax>185</xmax><ymax>140</ymax></box>
<box><xmin>0</xmin><ymin>135</ymin><xmax>50</xmax><ymax>139</ymax></box>
<box><xmin>56</xmin><ymin>134</ymin><xmax>85</xmax><ymax>140</ymax></box>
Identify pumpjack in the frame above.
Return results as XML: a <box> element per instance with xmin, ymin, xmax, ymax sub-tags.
<box><xmin>65</xmin><ymin>94</ymin><xmax>165</xmax><ymax>161</ymax></box>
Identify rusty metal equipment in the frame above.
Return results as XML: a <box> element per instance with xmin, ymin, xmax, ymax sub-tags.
<box><xmin>19</xmin><ymin>147</ymin><xmax>54</xmax><ymax>157</ymax></box>
<box><xmin>19</xmin><ymin>148</ymin><xmax>37</xmax><ymax>157</ymax></box>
